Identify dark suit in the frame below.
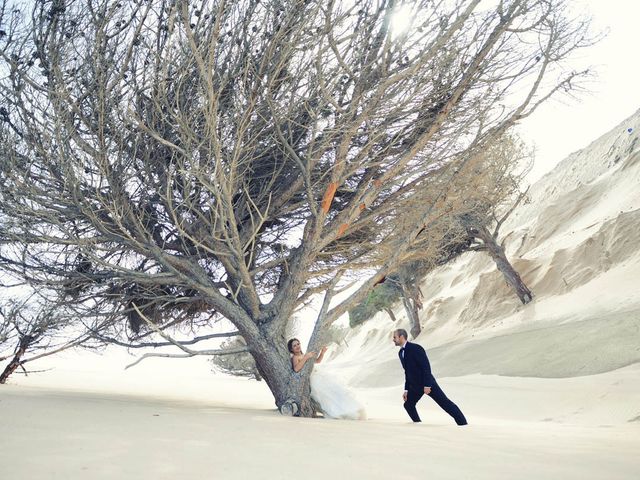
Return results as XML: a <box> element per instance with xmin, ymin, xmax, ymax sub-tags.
<box><xmin>399</xmin><ymin>342</ymin><xmax>467</xmax><ymax>425</ymax></box>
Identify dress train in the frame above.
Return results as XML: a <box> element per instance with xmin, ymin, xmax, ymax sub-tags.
<box><xmin>310</xmin><ymin>366</ymin><xmax>366</xmax><ymax>420</ymax></box>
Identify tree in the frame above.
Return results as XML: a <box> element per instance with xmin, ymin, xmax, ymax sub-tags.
<box><xmin>457</xmin><ymin>135</ymin><xmax>535</xmax><ymax>304</ymax></box>
<box><xmin>210</xmin><ymin>336</ymin><xmax>263</xmax><ymax>381</ymax></box>
<box><xmin>397</xmin><ymin>135</ymin><xmax>536</xmax><ymax>335</ymax></box>
<box><xmin>348</xmin><ymin>278</ymin><xmax>402</xmax><ymax>327</ymax></box>
<box><xmin>0</xmin><ymin>0</ymin><xmax>593</xmax><ymax>415</ymax></box>
<box><xmin>0</xmin><ymin>295</ymin><xmax>91</xmax><ymax>383</ymax></box>
<box><xmin>352</xmin><ymin>134</ymin><xmax>534</xmax><ymax>335</ymax></box>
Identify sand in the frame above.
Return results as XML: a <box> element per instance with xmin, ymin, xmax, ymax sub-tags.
<box><xmin>1</xmin><ymin>380</ymin><xmax>638</xmax><ymax>480</ymax></box>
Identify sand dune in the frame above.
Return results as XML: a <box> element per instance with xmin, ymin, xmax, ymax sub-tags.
<box><xmin>332</xmin><ymin>109</ymin><xmax>640</xmax><ymax>438</ymax></box>
<box><xmin>372</xmin><ymin>111</ymin><xmax>640</xmax><ymax>342</ymax></box>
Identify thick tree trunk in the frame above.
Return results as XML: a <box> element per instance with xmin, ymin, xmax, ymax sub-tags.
<box><xmin>0</xmin><ymin>345</ymin><xmax>27</xmax><ymax>384</ymax></box>
<box><xmin>248</xmin><ymin>337</ymin><xmax>317</xmax><ymax>417</ymax></box>
<box><xmin>477</xmin><ymin>227</ymin><xmax>533</xmax><ymax>304</ymax></box>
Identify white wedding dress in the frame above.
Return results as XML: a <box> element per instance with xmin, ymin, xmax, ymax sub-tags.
<box><xmin>310</xmin><ymin>366</ymin><xmax>367</xmax><ymax>420</ymax></box>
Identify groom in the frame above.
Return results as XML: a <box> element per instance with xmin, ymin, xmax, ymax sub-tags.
<box><xmin>393</xmin><ymin>329</ymin><xmax>467</xmax><ymax>425</ymax></box>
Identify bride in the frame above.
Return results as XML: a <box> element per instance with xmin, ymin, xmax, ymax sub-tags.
<box><xmin>287</xmin><ymin>338</ymin><xmax>366</xmax><ymax>420</ymax></box>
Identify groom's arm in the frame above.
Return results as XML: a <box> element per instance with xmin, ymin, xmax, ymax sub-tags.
<box><xmin>403</xmin><ymin>370</ymin><xmax>408</xmax><ymax>402</ymax></box>
<box><xmin>401</xmin><ymin>353</ymin><xmax>408</xmax><ymax>392</ymax></box>
<box><xmin>415</xmin><ymin>345</ymin><xmax>433</xmax><ymax>388</ymax></box>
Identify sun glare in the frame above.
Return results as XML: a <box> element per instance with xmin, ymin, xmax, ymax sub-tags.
<box><xmin>390</xmin><ymin>4</ymin><xmax>414</xmax><ymax>36</ymax></box>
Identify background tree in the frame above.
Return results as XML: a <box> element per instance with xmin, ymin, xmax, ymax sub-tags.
<box><xmin>0</xmin><ymin>0</ymin><xmax>593</xmax><ymax>415</ymax></box>
<box><xmin>209</xmin><ymin>336</ymin><xmax>262</xmax><ymax>381</ymax></box>
<box><xmin>458</xmin><ymin>136</ymin><xmax>534</xmax><ymax>304</ymax></box>
<box><xmin>366</xmin><ymin>130</ymin><xmax>536</xmax><ymax>334</ymax></box>
<box><xmin>0</xmin><ymin>295</ymin><xmax>91</xmax><ymax>383</ymax></box>
<box><xmin>348</xmin><ymin>278</ymin><xmax>402</xmax><ymax>327</ymax></box>
<box><xmin>351</xmin><ymin>134</ymin><xmax>534</xmax><ymax>336</ymax></box>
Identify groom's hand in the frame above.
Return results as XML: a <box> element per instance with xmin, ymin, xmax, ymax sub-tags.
<box><xmin>402</xmin><ymin>391</ymin><xmax>408</xmax><ymax>402</ymax></box>
<box><xmin>424</xmin><ymin>387</ymin><xmax>432</xmax><ymax>395</ymax></box>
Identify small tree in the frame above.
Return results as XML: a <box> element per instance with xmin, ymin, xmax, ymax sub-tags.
<box><xmin>348</xmin><ymin>279</ymin><xmax>402</xmax><ymax>328</ymax></box>
<box><xmin>0</xmin><ymin>0</ymin><xmax>593</xmax><ymax>415</ymax></box>
<box><xmin>0</xmin><ymin>296</ymin><xmax>90</xmax><ymax>383</ymax></box>
<box><xmin>397</xmin><ymin>135</ymin><xmax>536</xmax><ymax>336</ymax></box>
<box><xmin>210</xmin><ymin>336</ymin><xmax>262</xmax><ymax>381</ymax></box>
<box><xmin>348</xmin><ymin>134</ymin><xmax>534</xmax><ymax>335</ymax></box>
<box><xmin>457</xmin><ymin>136</ymin><xmax>534</xmax><ymax>304</ymax></box>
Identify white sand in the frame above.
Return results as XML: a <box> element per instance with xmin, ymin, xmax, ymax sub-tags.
<box><xmin>1</xmin><ymin>376</ymin><xmax>638</xmax><ymax>480</ymax></box>
<box><xmin>2</xmin><ymin>111</ymin><xmax>640</xmax><ymax>478</ymax></box>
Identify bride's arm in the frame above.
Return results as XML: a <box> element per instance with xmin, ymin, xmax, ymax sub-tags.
<box><xmin>292</xmin><ymin>352</ymin><xmax>316</xmax><ymax>372</ymax></box>
<box><xmin>315</xmin><ymin>346</ymin><xmax>328</xmax><ymax>364</ymax></box>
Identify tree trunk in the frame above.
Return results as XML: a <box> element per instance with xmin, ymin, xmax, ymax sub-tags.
<box><xmin>248</xmin><ymin>337</ymin><xmax>317</xmax><ymax>417</ymax></box>
<box><xmin>385</xmin><ymin>308</ymin><xmax>397</xmax><ymax>322</ymax></box>
<box><xmin>400</xmin><ymin>279</ymin><xmax>423</xmax><ymax>339</ymax></box>
<box><xmin>477</xmin><ymin>227</ymin><xmax>533</xmax><ymax>304</ymax></box>
<box><xmin>402</xmin><ymin>296</ymin><xmax>422</xmax><ymax>339</ymax></box>
<box><xmin>0</xmin><ymin>345</ymin><xmax>27</xmax><ymax>384</ymax></box>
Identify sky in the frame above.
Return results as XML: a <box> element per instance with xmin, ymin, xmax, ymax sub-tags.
<box><xmin>519</xmin><ymin>1</ymin><xmax>640</xmax><ymax>182</ymax></box>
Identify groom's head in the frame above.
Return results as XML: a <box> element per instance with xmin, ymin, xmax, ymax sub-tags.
<box><xmin>392</xmin><ymin>329</ymin><xmax>408</xmax><ymax>346</ymax></box>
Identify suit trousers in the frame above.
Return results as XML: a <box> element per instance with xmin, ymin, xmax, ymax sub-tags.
<box><xmin>404</xmin><ymin>380</ymin><xmax>467</xmax><ymax>425</ymax></box>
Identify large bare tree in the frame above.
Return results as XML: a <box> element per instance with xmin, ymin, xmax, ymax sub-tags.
<box><xmin>0</xmin><ymin>0</ymin><xmax>592</xmax><ymax>415</ymax></box>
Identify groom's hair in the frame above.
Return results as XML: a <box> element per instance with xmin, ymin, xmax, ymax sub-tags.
<box><xmin>287</xmin><ymin>338</ymin><xmax>299</xmax><ymax>353</ymax></box>
<box><xmin>394</xmin><ymin>329</ymin><xmax>408</xmax><ymax>339</ymax></box>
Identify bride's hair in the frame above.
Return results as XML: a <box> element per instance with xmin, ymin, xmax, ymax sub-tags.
<box><xmin>287</xmin><ymin>338</ymin><xmax>300</xmax><ymax>354</ymax></box>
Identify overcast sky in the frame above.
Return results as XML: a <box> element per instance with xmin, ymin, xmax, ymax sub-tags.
<box><xmin>519</xmin><ymin>1</ymin><xmax>640</xmax><ymax>183</ymax></box>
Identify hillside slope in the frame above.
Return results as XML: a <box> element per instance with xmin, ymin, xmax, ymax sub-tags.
<box><xmin>333</xmin><ymin>109</ymin><xmax>640</xmax><ymax>393</ymax></box>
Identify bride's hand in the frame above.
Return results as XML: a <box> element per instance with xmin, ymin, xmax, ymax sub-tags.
<box><xmin>314</xmin><ymin>346</ymin><xmax>328</xmax><ymax>364</ymax></box>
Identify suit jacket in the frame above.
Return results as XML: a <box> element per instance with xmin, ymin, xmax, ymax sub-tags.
<box><xmin>399</xmin><ymin>342</ymin><xmax>435</xmax><ymax>391</ymax></box>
